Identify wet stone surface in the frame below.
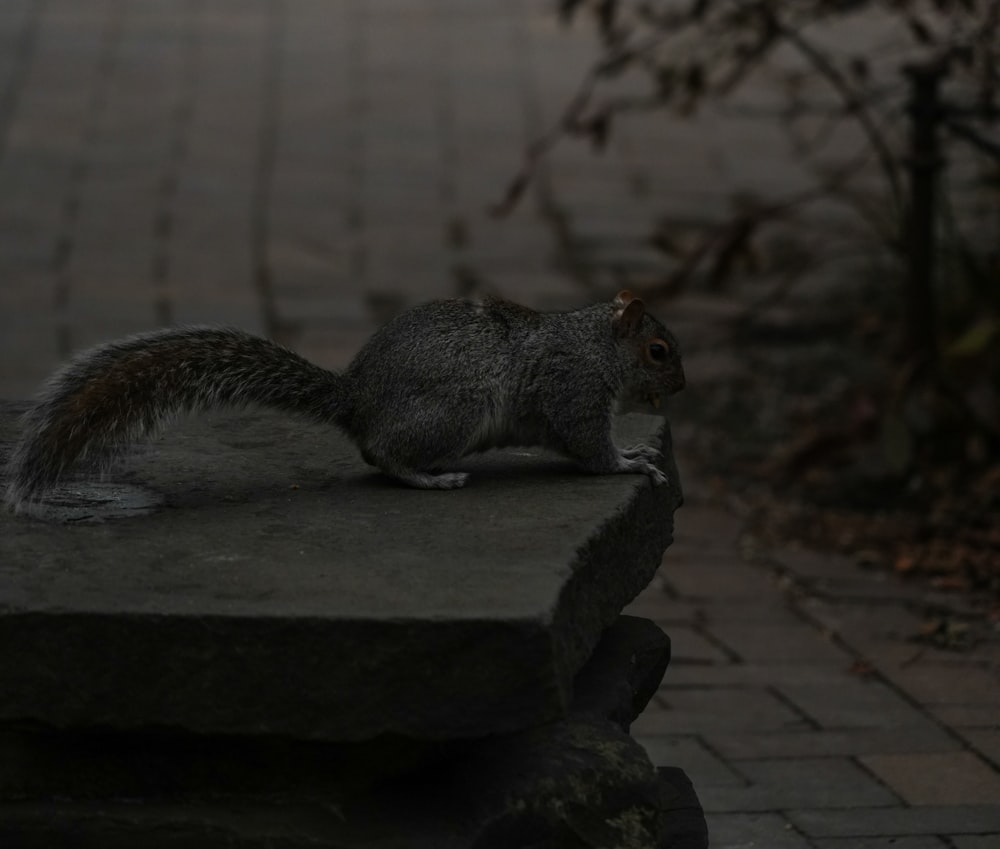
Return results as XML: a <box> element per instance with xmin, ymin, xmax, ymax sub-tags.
<box><xmin>0</xmin><ymin>401</ymin><xmax>683</xmax><ymax>743</ymax></box>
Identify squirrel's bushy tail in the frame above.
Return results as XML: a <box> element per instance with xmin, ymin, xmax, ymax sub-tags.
<box><xmin>4</xmin><ymin>327</ymin><xmax>346</xmax><ymax>511</ymax></box>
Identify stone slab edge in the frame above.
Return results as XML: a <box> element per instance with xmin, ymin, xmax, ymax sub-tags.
<box><xmin>0</xmin><ymin>404</ymin><xmax>681</xmax><ymax>741</ymax></box>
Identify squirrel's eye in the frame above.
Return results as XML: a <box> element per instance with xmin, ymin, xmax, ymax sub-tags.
<box><xmin>649</xmin><ymin>342</ymin><xmax>668</xmax><ymax>362</ymax></box>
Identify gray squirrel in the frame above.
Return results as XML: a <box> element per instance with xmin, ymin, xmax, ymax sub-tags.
<box><xmin>3</xmin><ymin>291</ymin><xmax>684</xmax><ymax>511</ymax></box>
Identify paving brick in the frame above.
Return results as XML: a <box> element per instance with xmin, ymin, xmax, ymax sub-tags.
<box><xmin>789</xmin><ymin>806</ymin><xmax>1000</xmax><ymax>838</ymax></box>
<box><xmin>861</xmin><ymin>752</ymin><xmax>1000</xmax><ymax>806</ymax></box>
<box><xmin>775</xmin><ymin>677</ymin><xmax>935</xmax><ymax>730</ymax></box>
<box><xmin>663</xmin><ymin>662</ymin><xmax>868</xmax><ymax>688</ymax></box>
<box><xmin>637</xmin><ymin>735</ymin><xmax>745</xmax><ymax>788</ymax></box>
<box><xmin>167</xmin><ymin>256</ymin><xmax>258</xmax><ymax>325</ymax></box>
<box><xmin>0</xmin><ymin>0</ymin><xmax>32</xmax><ymax>31</ymax></box>
<box><xmin>798</xmin><ymin>593</ymin><xmax>930</xmax><ymax>647</ymax></box>
<box><xmin>658</xmin><ymin>556</ymin><xmax>782</xmax><ymax>600</ymax></box>
<box><xmin>707</xmin><ymin>621</ymin><xmax>855</xmax><ymax>665</ymax></box>
<box><xmin>927</xmin><ymin>705</ymin><xmax>1000</xmax><ymax>729</ymax></box>
<box><xmin>836</xmin><ymin>638</ymin><xmax>957</xmax><ymax>673</ymax></box>
<box><xmin>802</xmin><ymin>574</ymin><xmax>933</xmax><ymax>606</ymax></box>
<box><xmin>168</xmin><ymin>301</ymin><xmax>264</xmax><ymax>337</ymax></box>
<box><xmin>620</xmin><ymin>574</ymin><xmax>672</xmax><ymax>617</ymax></box>
<box><xmin>960</xmin><ymin>729</ymin><xmax>1000</xmax><ymax>766</ymax></box>
<box><xmin>634</xmin><ymin>688</ymin><xmax>811</xmax><ymax>736</ymax></box>
<box><xmin>667</xmin><ymin>504</ymin><xmax>746</xmax><ymax>554</ymax></box>
<box><xmin>691</xmin><ymin>595</ymin><xmax>807</xmax><ymax>626</ymax></box>
<box><xmin>706</xmin><ymin>812</ymin><xmax>814</xmax><ymax>849</ymax></box>
<box><xmin>664</xmin><ymin>625</ymin><xmax>736</xmax><ymax>666</ymax></box>
<box><xmin>274</xmin><ymin>291</ymin><xmax>367</xmax><ymax>325</ymax></box>
<box><xmin>699</xmin><ymin>756</ymin><xmax>899</xmax><ymax>812</ymax></box>
<box><xmin>881</xmin><ymin>665</ymin><xmax>1000</xmax><ymax>707</ymax></box>
<box><xmin>454</xmin><ymin>220</ymin><xmax>560</xmax><ymax>265</ymax></box>
<box><xmin>707</xmin><ymin>715</ymin><xmax>961</xmax><ymax>759</ymax></box>
<box><xmin>768</xmin><ymin>546</ymin><xmax>865</xmax><ymax>582</ymax></box>
<box><xmin>0</xmin><ymin>317</ymin><xmax>58</xmax><ymax>398</ymax></box>
<box><xmin>293</xmin><ymin>325</ymin><xmax>376</xmax><ymax>372</ymax></box>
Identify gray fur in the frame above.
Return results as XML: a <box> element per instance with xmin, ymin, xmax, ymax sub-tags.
<box><xmin>4</xmin><ymin>294</ymin><xmax>685</xmax><ymax>511</ymax></box>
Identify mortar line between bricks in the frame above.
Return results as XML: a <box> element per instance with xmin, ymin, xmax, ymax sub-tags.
<box><xmin>694</xmin><ymin>732</ymin><xmax>753</xmax><ymax>786</ymax></box>
<box><xmin>765</xmin><ymin>684</ymin><xmax>823</xmax><ymax>732</ymax></box>
<box><xmin>759</xmin><ymin>550</ymin><xmax>1000</xmax><ymax>772</ymax></box>
<box><xmin>780</xmin><ymin>811</ymin><xmax>821</xmax><ymax>848</ymax></box>
<box><xmin>692</xmin><ymin>621</ymin><xmax>743</xmax><ymax>664</ymax></box>
<box><xmin>250</xmin><ymin>0</ymin><xmax>284</xmax><ymax>341</ymax></box>
<box><xmin>428</xmin><ymin>0</ymin><xmax>460</xmax><ymax>276</ymax></box>
<box><xmin>152</xmin><ymin>0</ymin><xmax>202</xmax><ymax>329</ymax></box>
<box><xmin>343</xmin><ymin>0</ymin><xmax>367</xmax><ymax>286</ymax></box>
<box><xmin>658</xmin><ymin>578</ymin><xmax>681</xmax><ymax>601</ymax></box>
<box><xmin>848</xmin><ymin>751</ymin><xmax>912</xmax><ymax>806</ymax></box>
<box><xmin>0</xmin><ymin>0</ymin><xmax>43</xmax><ymax>170</ymax></box>
<box><xmin>782</xmin><ymin>573</ymin><xmax>1000</xmax><ymax>771</ymax></box>
<box><xmin>52</xmin><ymin>0</ymin><xmax>127</xmax><ymax>358</ymax></box>
<box><xmin>775</xmin><ymin>561</ymin><xmax>954</xmax><ymax>610</ymax></box>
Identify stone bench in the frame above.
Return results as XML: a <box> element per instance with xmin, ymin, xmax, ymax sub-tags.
<box><xmin>0</xmin><ymin>402</ymin><xmax>705</xmax><ymax>848</ymax></box>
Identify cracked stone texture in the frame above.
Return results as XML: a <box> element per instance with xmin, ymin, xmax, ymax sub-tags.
<box><xmin>0</xmin><ymin>402</ymin><xmax>681</xmax><ymax>742</ymax></box>
<box><xmin>0</xmin><ymin>617</ymin><xmax>708</xmax><ymax>849</ymax></box>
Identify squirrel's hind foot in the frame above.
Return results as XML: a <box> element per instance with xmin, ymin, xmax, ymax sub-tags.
<box><xmin>389</xmin><ymin>470</ymin><xmax>470</xmax><ymax>490</ymax></box>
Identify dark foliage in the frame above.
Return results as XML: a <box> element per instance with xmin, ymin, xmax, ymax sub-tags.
<box><xmin>509</xmin><ymin>0</ymin><xmax>1000</xmax><ymax>608</ymax></box>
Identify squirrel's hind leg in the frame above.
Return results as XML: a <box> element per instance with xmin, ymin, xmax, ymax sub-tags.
<box><xmin>388</xmin><ymin>469</ymin><xmax>470</xmax><ymax>490</ymax></box>
<box><xmin>355</xmin><ymin>416</ymin><xmax>474</xmax><ymax>490</ymax></box>
<box><xmin>359</xmin><ymin>446</ymin><xmax>470</xmax><ymax>489</ymax></box>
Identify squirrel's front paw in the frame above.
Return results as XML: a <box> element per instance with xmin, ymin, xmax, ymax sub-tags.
<box><xmin>617</xmin><ymin>447</ymin><xmax>668</xmax><ymax>486</ymax></box>
<box><xmin>643</xmin><ymin>463</ymin><xmax>669</xmax><ymax>486</ymax></box>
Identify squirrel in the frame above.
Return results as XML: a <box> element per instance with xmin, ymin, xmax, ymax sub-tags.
<box><xmin>3</xmin><ymin>290</ymin><xmax>685</xmax><ymax>511</ymax></box>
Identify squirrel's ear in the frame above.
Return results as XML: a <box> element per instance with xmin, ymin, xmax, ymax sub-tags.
<box><xmin>613</xmin><ymin>290</ymin><xmax>635</xmax><ymax>308</ymax></box>
<box><xmin>613</xmin><ymin>297</ymin><xmax>646</xmax><ymax>337</ymax></box>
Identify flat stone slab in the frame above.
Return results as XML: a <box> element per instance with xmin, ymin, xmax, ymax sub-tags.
<box><xmin>0</xmin><ymin>402</ymin><xmax>681</xmax><ymax>741</ymax></box>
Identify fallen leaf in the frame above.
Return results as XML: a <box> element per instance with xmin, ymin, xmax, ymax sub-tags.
<box><xmin>919</xmin><ymin>619</ymin><xmax>944</xmax><ymax>636</ymax></box>
<box><xmin>848</xmin><ymin>660</ymin><xmax>876</xmax><ymax>679</ymax></box>
<box><xmin>932</xmin><ymin>575</ymin><xmax>972</xmax><ymax>592</ymax></box>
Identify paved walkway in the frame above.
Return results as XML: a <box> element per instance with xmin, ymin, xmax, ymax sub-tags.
<box><xmin>626</xmin><ymin>487</ymin><xmax>1000</xmax><ymax>847</ymax></box>
<box><xmin>1</xmin><ymin>2</ymin><xmax>998</xmax><ymax>847</ymax></box>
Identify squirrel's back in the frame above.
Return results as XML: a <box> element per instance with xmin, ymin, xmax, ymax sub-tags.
<box><xmin>342</xmin><ymin>297</ymin><xmax>618</xmax><ymax>456</ymax></box>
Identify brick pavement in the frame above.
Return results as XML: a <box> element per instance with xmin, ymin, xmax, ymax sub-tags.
<box><xmin>624</xmin><ymin>487</ymin><xmax>1000</xmax><ymax>847</ymax></box>
<box><xmin>1</xmin><ymin>2</ymin><xmax>998</xmax><ymax>847</ymax></box>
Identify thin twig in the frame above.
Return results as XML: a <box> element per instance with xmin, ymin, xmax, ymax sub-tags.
<box><xmin>946</xmin><ymin>119</ymin><xmax>1000</xmax><ymax>161</ymax></box>
<box><xmin>771</xmin><ymin>15</ymin><xmax>906</xmax><ymax>218</ymax></box>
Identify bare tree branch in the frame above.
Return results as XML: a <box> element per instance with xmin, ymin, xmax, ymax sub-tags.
<box><xmin>767</xmin><ymin>12</ymin><xmax>906</xmax><ymax>217</ymax></box>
